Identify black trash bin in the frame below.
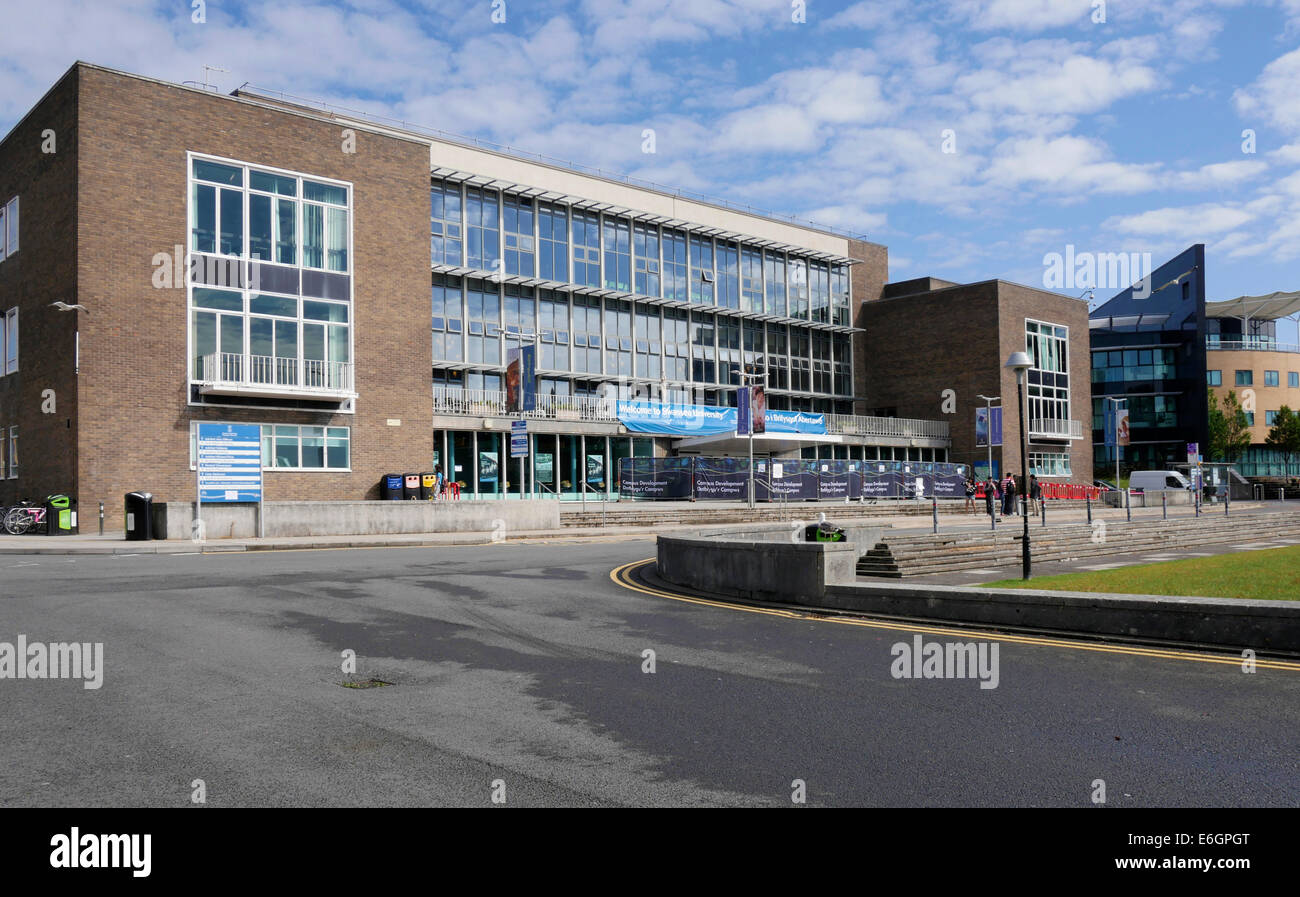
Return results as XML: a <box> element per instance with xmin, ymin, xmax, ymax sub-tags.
<box><xmin>403</xmin><ymin>473</ymin><xmax>421</xmax><ymax>500</ymax></box>
<box><xmin>124</xmin><ymin>492</ymin><xmax>153</xmax><ymax>541</ymax></box>
<box><xmin>381</xmin><ymin>474</ymin><xmax>403</xmax><ymax>501</ymax></box>
<box><xmin>420</xmin><ymin>473</ymin><xmax>437</xmax><ymax>501</ymax></box>
<box><xmin>45</xmin><ymin>494</ymin><xmax>77</xmax><ymax>536</ymax></box>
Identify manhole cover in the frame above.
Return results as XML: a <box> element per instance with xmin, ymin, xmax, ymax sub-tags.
<box><xmin>340</xmin><ymin>678</ymin><xmax>393</xmax><ymax>689</ymax></box>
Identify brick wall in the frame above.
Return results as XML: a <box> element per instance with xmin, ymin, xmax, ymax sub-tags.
<box><xmin>0</xmin><ymin>68</ymin><xmax>80</xmax><ymax>508</ymax></box>
<box><xmin>847</xmin><ymin>238</ymin><xmax>887</xmax><ymax>416</ymax></box>
<box><xmin>73</xmin><ymin>66</ymin><xmax>433</xmax><ymax>527</ymax></box>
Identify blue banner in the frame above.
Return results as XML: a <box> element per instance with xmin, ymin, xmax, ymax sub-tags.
<box><xmin>763</xmin><ymin>409</ymin><xmax>826</xmax><ymax>435</ymax></box>
<box><xmin>616</xmin><ymin>401</ymin><xmax>736</xmax><ymax>436</ymax></box>
<box><xmin>976</xmin><ymin>406</ymin><xmax>1002</xmax><ymax>448</ymax></box>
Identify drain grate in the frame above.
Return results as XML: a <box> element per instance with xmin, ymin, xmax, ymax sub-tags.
<box><xmin>340</xmin><ymin>678</ymin><xmax>393</xmax><ymax>689</ymax></box>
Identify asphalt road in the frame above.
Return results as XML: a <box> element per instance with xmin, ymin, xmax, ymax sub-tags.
<box><xmin>1</xmin><ymin>540</ymin><xmax>1296</xmax><ymax>807</ymax></box>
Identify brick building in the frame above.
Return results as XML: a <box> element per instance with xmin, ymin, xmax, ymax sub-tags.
<box><xmin>0</xmin><ymin>62</ymin><xmax>959</xmax><ymax>523</ymax></box>
<box><xmin>859</xmin><ymin>277</ymin><xmax>1094</xmax><ymax>482</ymax></box>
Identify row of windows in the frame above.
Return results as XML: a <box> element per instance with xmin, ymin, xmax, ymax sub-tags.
<box><xmin>0</xmin><ymin>195</ymin><xmax>18</xmax><ymax>262</ymax></box>
<box><xmin>431</xmin><ymin>181</ymin><xmax>852</xmax><ymax>325</ymax></box>
<box><xmin>191</xmin><ymin>157</ymin><xmax>351</xmax><ymax>274</ymax></box>
<box><xmin>1028</xmin><ymin>451</ymin><xmax>1072</xmax><ymax>478</ymax></box>
<box><xmin>0</xmin><ymin>308</ymin><xmax>16</xmax><ymax>376</ymax></box>
<box><xmin>188</xmin><ymin>288</ymin><xmax>350</xmax><ymax>382</ymax></box>
<box><xmin>432</xmin><ymin>369</ymin><xmax>856</xmax><ymax>413</ymax></box>
<box><xmin>1210</xmin><ymin>369</ymin><xmax>1300</xmax><ymax>387</ymax></box>
<box><xmin>1026</xmin><ymin>319</ymin><xmax>1070</xmax><ymax>425</ymax></box>
<box><xmin>433</xmin><ymin>276</ymin><xmax>851</xmax><ymax>394</ymax></box>
<box><xmin>0</xmin><ymin>425</ymin><xmax>15</xmax><ymax>478</ymax></box>
<box><xmin>189</xmin><ymin>424</ymin><xmax>350</xmax><ymax>470</ymax></box>
<box><xmin>1091</xmin><ymin>395</ymin><xmax>1178</xmax><ymax>429</ymax></box>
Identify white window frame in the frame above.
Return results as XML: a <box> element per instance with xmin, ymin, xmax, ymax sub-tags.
<box><xmin>186</xmin><ymin>153</ymin><xmax>355</xmax><ymax>413</ymax></box>
<box><xmin>7</xmin><ymin>426</ymin><xmax>16</xmax><ymax>478</ymax></box>
<box><xmin>5</xmin><ymin>196</ymin><xmax>17</xmax><ymax>257</ymax></box>
<box><xmin>4</xmin><ymin>308</ymin><xmax>16</xmax><ymax>375</ymax></box>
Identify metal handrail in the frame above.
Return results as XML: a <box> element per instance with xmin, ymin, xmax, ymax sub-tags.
<box><xmin>1206</xmin><ymin>339</ymin><xmax>1300</xmax><ymax>354</ymax></box>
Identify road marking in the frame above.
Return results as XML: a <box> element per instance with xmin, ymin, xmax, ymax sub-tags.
<box><xmin>610</xmin><ymin>559</ymin><xmax>1300</xmax><ymax>673</ymax></box>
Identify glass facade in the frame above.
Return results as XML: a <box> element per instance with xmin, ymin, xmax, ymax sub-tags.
<box><xmin>427</xmin><ymin>180</ymin><xmax>855</xmax><ymax>410</ymax></box>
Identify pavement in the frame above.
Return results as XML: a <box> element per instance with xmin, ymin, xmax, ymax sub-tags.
<box><xmin>0</xmin><ymin>499</ymin><xmax>1287</xmax><ymax>554</ymax></box>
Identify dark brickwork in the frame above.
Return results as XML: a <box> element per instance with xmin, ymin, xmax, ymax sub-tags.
<box><xmin>861</xmin><ymin>279</ymin><xmax>1093</xmax><ymax>480</ymax></box>
<box><xmin>0</xmin><ymin>68</ymin><xmax>80</xmax><ymax>508</ymax></box>
<box><xmin>0</xmin><ymin>64</ymin><xmax>435</xmax><ymax>527</ymax></box>
<box><xmin>847</xmin><ymin>238</ymin><xmax>887</xmax><ymax>416</ymax></box>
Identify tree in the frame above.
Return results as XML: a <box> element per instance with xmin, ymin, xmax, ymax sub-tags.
<box><xmin>1207</xmin><ymin>389</ymin><xmax>1228</xmax><ymax>462</ymax></box>
<box><xmin>1218</xmin><ymin>390</ymin><xmax>1253</xmax><ymax>462</ymax></box>
<box><xmin>1265</xmin><ymin>405</ymin><xmax>1300</xmax><ymax>478</ymax></box>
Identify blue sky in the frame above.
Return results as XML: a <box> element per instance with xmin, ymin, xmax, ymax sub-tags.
<box><xmin>5</xmin><ymin>0</ymin><xmax>1300</xmax><ymax>316</ymax></box>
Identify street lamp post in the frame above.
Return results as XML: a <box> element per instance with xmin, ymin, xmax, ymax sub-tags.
<box><xmin>735</xmin><ymin>366</ymin><xmax>768</xmax><ymax>510</ymax></box>
<box><xmin>1005</xmin><ymin>352</ymin><xmax>1033</xmax><ymax>581</ymax></box>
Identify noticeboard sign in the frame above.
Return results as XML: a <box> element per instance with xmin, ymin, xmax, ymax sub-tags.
<box><xmin>198</xmin><ymin>423</ymin><xmax>262</xmax><ymax>503</ymax></box>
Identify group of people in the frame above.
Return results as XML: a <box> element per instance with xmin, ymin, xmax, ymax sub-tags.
<box><xmin>963</xmin><ymin>474</ymin><xmax>1042</xmax><ymax>517</ymax></box>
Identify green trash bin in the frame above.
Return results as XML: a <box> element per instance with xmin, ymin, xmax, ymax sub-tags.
<box><xmin>45</xmin><ymin>494</ymin><xmax>77</xmax><ymax>536</ymax></box>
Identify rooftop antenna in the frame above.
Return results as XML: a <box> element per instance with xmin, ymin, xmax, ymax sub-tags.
<box><xmin>203</xmin><ymin>65</ymin><xmax>229</xmax><ymax>92</ymax></box>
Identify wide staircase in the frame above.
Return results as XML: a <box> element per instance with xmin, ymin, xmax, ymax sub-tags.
<box><xmin>560</xmin><ymin>499</ymin><xmax>1017</xmax><ymax>528</ymax></box>
<box><xmin>856</xmin><ymin>511</ymin><xmax>1300</xmax><ymax>578</ymax></box>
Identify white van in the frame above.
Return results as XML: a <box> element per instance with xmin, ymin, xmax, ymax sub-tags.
<box><xmin>1129</xmin><ymin>470</ymin><xmax>1193</xmax><ymax>492</ymax></box>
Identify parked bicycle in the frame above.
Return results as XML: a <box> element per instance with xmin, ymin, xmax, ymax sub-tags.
<box><xmin>3</xmin><ymin>501</ymin><xmax>49</xmax><ymax>535</ymax></box>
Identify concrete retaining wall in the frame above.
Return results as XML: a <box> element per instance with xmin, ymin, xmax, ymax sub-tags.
<box><xmin>694</xmin><ymin>521</ymin><xmax>888</xmax><ymax>555</ymax></box>
<box><xmin>655</xmin><ymin>532</ymin><xmax>1300</xmax><ymax>653</ymax></box>
<box><xmin>657</xmin><ymin>534</ymin><xmax>860</xmax><ymax>605</ymax></box>
<box><xmin>153</xmin><ymin>500</ymin><xmax>560</xmax><ymax>540</ymax></box>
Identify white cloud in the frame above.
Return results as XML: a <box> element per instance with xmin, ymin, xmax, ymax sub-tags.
<box><xmin>1235</xmin><ymin>47</ymin><xmax>1300</xmax><ymax>133</ymax></box>
<box><xmin>953</xmin><ymin>0</ymin><xmax>1095</xmax><ymax>31</ymax></box>
<box><xmin>955</xmin><ymin>43</ymin><xmax>1160</xmax><ymax>116</ymax></box>
<box><xmin>1103</xmin><ymin>203</ymin><xmax>1256</xmax><ymax>238</ymax></box>
<box><xmin>984</xmin><ymin>135</ymin><xmax>1161</xmax><ymax>193</ymax></box>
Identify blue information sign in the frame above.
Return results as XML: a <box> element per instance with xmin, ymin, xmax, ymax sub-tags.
<box><xmin>511</xmin><ymin>419</ymin><xmax>528</xmax><ymax>458</ymax></box>
<box><xmin>198</xmin><ymin>423</ymin><xmax>263</xmax><ymax>503</ymax></box>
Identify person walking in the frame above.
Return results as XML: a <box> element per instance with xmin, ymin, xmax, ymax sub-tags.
<box><xmin>434</xmin><ymin>467</ymin><xmax>446</xmax><ymax>501</ymax></box>
<box><xmin>1002</xmin><ymin>473</ymin><xmax>1017</xmax><ymax>517</ymax></box>
<box><xmin>984</xmin><ymin>476</ymin><xmax>998</xmax><ymax>521</ymax></box>
<box><xmin>964</xmin><ymin>476</ymin><xmax>976</xmax><ymax>513</ymax></box>
<box><xmin>1029</xmin><ymin>474</ymin><xmax>1043</xmax><ymax>515</ymax></box>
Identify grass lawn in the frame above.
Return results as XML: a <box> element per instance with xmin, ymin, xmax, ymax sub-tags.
<box><xmin>984</xmin><ymin>544</ymin><xmax>1300</xmax><ymax>601</ymax></box>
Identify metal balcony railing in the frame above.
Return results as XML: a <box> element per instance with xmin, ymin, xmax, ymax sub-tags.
<box><xmin>198</xmin><ymin>353</ymin><xmax>355</xmax><ymax>396</ymax></box>
<box><xmin>433</xmin><ymin>387</ymin><xmax>951</xmax><ymax>441</ymax></box>
<box><xmin>1206</xmin><ymin>339</ymin><xmax>1300</xmax><ymax>354</ymax></box>
<box><xmin>1029</xmin><ymin>418</ymin><xmax>1084</xmax><ymax>439</ymax></box>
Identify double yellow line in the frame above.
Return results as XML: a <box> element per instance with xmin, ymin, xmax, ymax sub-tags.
<box><xmin>610</xmin><ymin>559</ymin><xmax>1300</xmax><ymax>672</ymax></box>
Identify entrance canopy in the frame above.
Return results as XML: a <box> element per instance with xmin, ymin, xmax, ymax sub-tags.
<box><xmin>1205</xmin><ymin>291</ymin><xmax>1300</xmax><ymax>321</ymax></box>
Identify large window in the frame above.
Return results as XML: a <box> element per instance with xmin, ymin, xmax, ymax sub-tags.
<box><xmin>663</xmin><ymin>309</ymin><xmax>689</xmax><ymax>381</ymax></box>
<box><xmin>1029</xmin><ymin>451</ymin><xmax>1072</xmax><ymax>478</ymax></box>
<box><xmin>466</xmin><ymin>187</ymin><xmax>500</xmax><ymax>271</ymax></box>
<box><xmin>692</xmin><ymin>311</ymin><xmax>716</xmax><ymax>383</ymax></box>
<box><xmin>303</xmin><ymin>180</ymin><xmax>349</xmax><ymax>272</ymax></box>
<box><xmin>2</xmin><ymin>307</ymin><xmax>15</xmax><ymax>375</ymax></box>
<box><xmin>538</xmin><ymin>289</ymin><xmax>569</xmax><ymax>371</ymax></box>
<box><xmin>788</xmin><ymin>258</ymin><xmax>809</xmax><ymax>318</ymax></box>
<box><xmin>635</xmin><ymin>304</ymin><xmax>661</xmax><ymax>379</ymax></box>
<box><xmin>1025</xmin><ymin>319</ymin><xmax>1070</xmax><ymax>428</ymax></box>
<box><xmin>267</xmin><ymin>425</ymin><xmax>350</xmax><ymax>469</ymax></box>
<box><xmin>431</xmin><ymin>181</ymin><xmax>463</xmax><ymax>265</ymax></box>
<box><xmin>764</xmin><ymin>252</ymin><xmax>786</xmax><ymax>316</ymax></box>
<box><xmin>716</xmin><ymin>240</ymin><xmax>740</xmax><ymax>309</ymax></box>
<box><xmin>810</xmin><ymin>261</ymin><xmax>830</xmax><ymax>324</ymax></box>
<box><xmin>740</xmin><ymin>246</ymin><xmax>763</xmax><ymax>313</ymax></box>
<box><xmin>1265</xmin><ymin>369</ymin><xmax>1280</xmax><ymax>386</ymax></box>
<box><xmin>0</xmin><ymin>195</ymin><xmax>18</xmax><ymax>261</ymax></box>
<box><xmin>466</xmin><ymin>278</ymin><xmax>500</xmax><ymax>364</ymax></box>
<box><xmin>663</xmin><ymin>229</ymin><xmax>688</xmax><ymax>301</ymax></box>
<box><xmin>832</xmin><ymin>265</ymin><xmax>850</xmax><ymax>326</ymax></box>
<box><xmin>1236</xmin><ymin>370</ymin><xmax>1253</xmax><ymax>386</ymax></box>
<box><xmin>503</xmin><ymin>196</ymin><xmax>535</xmax><ymax>276</ymax></box>
<box><xmin>690</xmin><ymin>235</ymin><xmax>714</xmax><ymax>304</ymax></box>
<box><xmin>538</xmin><ymin>203</ymin><xmax>568</xmax><ymax>281</ymax></box>
<box><xmin>603</xmin><ymin>216</ymin><xmax>631</xmax><ymax>292</ymax></box>
<box><xmin>572</xmin><ymin>295</ymin><xmax>602</xmax><ymax>374</ymax></box>
<box><xmin>605</xmin><ymin>298</ymin><xmax>632</xmax><ymax>376</ymax></box>
<box><xmin>1206</xmin><ymin>369</ymin><xmax>1222</xmax><ymax>386</ymax></box>
<box><xmin>571</xmin><ymin>211</ymin><xmax>601</xmax><ymax>288</ymax></box>
<box><xmin>503</xmin><ymin>284</ymin><xmax>535</xmax><ymax>358</ymax></box>
<box><xmin>432</xmin><ymin>274</ymin><xmax>464</xmax><ymax>362</ymax></box>
<box><xmin>634</xmin><ymin>224</ymin><xmax>660</xmax><ymax>297</ymax></box>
